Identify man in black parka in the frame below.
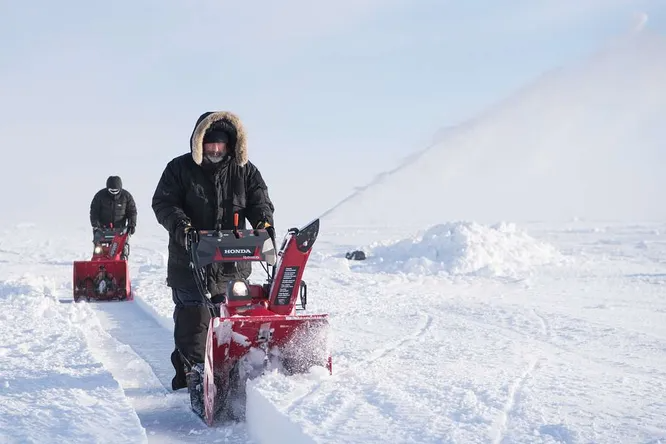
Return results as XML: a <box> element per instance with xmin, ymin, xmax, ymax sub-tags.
<box><xmin>152</xmin><ymin>111</ymin><xmax>275</xmax><ymax>391</ymax></box>
<box><xmin>90</xmin><ymin>175</ymin><xmax>137</xmax><ymax>260</ymax></box>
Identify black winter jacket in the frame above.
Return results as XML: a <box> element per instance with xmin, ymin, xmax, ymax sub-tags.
<box><xmin>90</xmin><ymin>189</ymin><xmax>137</xmax><ymax>229</ymax></box>
<box><xmin>151</xmin><ymin>111</ymin><xmax>275</xmax><ymax>296</ymax></box>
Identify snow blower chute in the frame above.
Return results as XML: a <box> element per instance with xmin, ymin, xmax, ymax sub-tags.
<box><xmin>73</xmin><ymin>226</ymin><xmax>132</xmax><ymax>302</ymax></box>
<box><xmin>186</xmin><ymin>216</ymin><xmax>331</xmax><ymax>426</ymax></box>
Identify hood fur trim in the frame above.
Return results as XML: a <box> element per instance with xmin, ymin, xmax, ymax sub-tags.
<box><xmin>190</xmin><ymin>111</ymin><xmax>248</xmax><ymax>166</ymax></box>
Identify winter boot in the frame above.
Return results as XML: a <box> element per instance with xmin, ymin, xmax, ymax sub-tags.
<box><xmin>186</xmin><ymin>363</ymin><xmax>205</xmax><ymax>418</ymax></box>
<box><xmin>171</xmin><ymin>349</ymin><xmax>187</xmax><ymax>391</ymax></box>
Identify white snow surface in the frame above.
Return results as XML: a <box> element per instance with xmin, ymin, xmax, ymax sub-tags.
<box><xmin>2</xmin><ymin>219</ymin><xmax>666</xmax><ymax>443</ymax></box>
<box><xmin>2</xmin><ymin>31</ymin><xmax>666</xmax><ymax>444</ymax></box>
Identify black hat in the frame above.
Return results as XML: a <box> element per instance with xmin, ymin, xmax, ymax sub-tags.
<box><xmin>106</xmin><ymin>176</ymin><xmax>122</xmax><ymax>190</ymax></box>
<box><xmin>203</xmin><ymin>128</ymin><xmax>229</xmax><ymax>144</ymax></box>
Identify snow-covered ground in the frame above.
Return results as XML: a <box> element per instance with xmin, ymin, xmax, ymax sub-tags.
<box><xmin>1</xmin><ymin>219</ymin><xmax>665</xmax><ymax>443</ymax></box>
<box><xmin>2</xmin><ymin>27</ymin><xmax>666</xmax><ymax>444</ymax></box>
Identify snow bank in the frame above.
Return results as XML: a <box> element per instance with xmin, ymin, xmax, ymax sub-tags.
<box><xmin>363</xmin><ymin>221</ymin><xmax>563</xmax><ymax>278</ymax></box>
<box><xmin>246</xmin><ymin>369</ymin><xmax>330</xmax><ymax>444</ymax></box>
<box><xmin>0</xmin><ymin>274</ymin><xmax>146</xmax><ymax>444</ymax></box>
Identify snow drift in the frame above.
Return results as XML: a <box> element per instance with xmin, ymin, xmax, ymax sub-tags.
<box><xmin>358</xmin><ymin>221</ymin><xmax>563</xmax><ymax>278</ymax></box>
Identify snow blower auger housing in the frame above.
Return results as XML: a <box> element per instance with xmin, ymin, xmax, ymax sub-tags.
<box><xmin>186</xmin><ymin>216</ymin><xmax>331</xmax><ymax>426</ymax></box>
<box><xmin>73</xmin><ymin>227</ymin><xmax>132</xmax><ymax>302</ymax></box>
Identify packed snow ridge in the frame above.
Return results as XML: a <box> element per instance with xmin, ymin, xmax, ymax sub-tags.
<box><xmin>360</xmin><ymin>221</ymin><xmax>563</xmax><ymax>278</ymax></box>
<box><xmin>0</xmin><ymin>275</ymin><xmax>147</xmax><ymax>443</ymax></box>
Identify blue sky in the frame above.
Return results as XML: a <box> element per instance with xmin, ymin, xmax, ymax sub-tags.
<box><xmin>1</xmin><ymin>0</ymin><xmax>664</xmax><ymax>227</ymax></box>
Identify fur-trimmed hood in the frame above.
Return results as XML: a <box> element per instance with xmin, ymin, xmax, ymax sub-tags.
<box><xmin>189</xmin><ymin>111</ymin><xmax>248</xmax><ymax>166</ymax></box>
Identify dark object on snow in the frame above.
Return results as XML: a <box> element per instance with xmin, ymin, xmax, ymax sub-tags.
<box><xmin>346</xmin><ymin>250</ymin><xmax>366</xmax><ymax>261</ymax></box>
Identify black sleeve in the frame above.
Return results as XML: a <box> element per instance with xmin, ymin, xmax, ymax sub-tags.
<box><xmin>244</xmin><ymin>162</ymin><xmax>275</xmax><ymax>227</ymax></box>
<box><xmin>125</xmin><ymin>192</ymin><xmax>138</xmax><ymax>227</ymax></box>
<box><xmin>152</xmin><ymin>160</ymin><xmax>191</xmax><ymax>235</ymax></box>
<box><xmin>90</xmin><ymin>191</ymin><xmax>101</xmax><ymax>227</ymax></box>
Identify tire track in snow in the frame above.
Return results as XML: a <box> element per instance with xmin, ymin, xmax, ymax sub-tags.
<box><xmin>297</xmin><ymin>387</ymin><xmax>362</xmax><ymax>435</ymax></box>
<box><xmin>532</xmin><ymin>308</ymin><xmax>551</xmax><ymax>338</ymax></box>
<box><xmin>283</xmin><ymin>311</ymin><xmax>433</xmax><ymax>415</ymax></box>
<box><xmin>446</xmin><ymin>306</ymin><xmax>666</xmax><ymax>380</ymax></box>
<box><xmin>490</xmin><ymin>357</ymin><xmax>540</xmax><ymax>444</ymax></box>
<box><xmin>361</xmin><ymin>312</ymin><xmax>434</xmax><ymax>367</ymax></box>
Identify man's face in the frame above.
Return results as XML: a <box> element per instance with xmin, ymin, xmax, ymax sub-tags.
<box><xmin>203</xmin><ymin>142</ymin><xmax>227</xmax><ymax>163</ymax></box>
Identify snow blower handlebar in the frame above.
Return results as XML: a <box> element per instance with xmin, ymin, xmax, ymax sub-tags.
<box><xmin>185</xmin><ymin>217</ymin><xmax>278</xmax><ymax>304</ymax></box>
<box><xmin>186</xmin><ymin>228</ymin><xmax>277</xmax><ymax>267</ymax></box>
<box><xmin>93</xmin><ymin>225</ymin><xmax>130</xmax><ymax>239</ymax></box>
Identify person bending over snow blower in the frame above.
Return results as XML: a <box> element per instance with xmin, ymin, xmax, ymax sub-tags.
<box><xmin>151</xmin><ymin>111</ymin><xmax>275</xmax><ymax>392</ymax></box>
<box><xmin>89</xmin><ymin>175</ymin><xmax>137</xmax><ymax>260</ymax></box>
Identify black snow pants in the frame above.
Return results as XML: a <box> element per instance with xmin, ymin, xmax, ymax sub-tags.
<box><xmin>170</xmin><ymin>286</ymin><xmax>223</xmax><ymax>390</ymax></box>
<box><xmin>171</xmin><ymin>287</ymin><xmax>214</xmax><ymax>364</ymax></box>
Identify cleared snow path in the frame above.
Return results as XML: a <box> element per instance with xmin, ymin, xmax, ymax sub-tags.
<box><xmin>0</xmin><ymin>226</ymin><xmax>255</xmax><ymax>443</ymax></box>
<box><xmin>74</xmin><ymin>300</ymin><xmax>253</xmax><ymax>443</ymax></box>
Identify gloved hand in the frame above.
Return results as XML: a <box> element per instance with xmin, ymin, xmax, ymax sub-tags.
<box><xmin>175</xmin><ymin>221</ymin><xmax>193</xmax><ymax>249</ymax></box>
<box><xmin>127</xmin><ymin>226</ymin><xmax>136</xmax><ymax>235</ymax></box>
<box><xmin>256</xmin><ymin>221</ymin><xmax>275</xmax><ymax>240</ymax></box>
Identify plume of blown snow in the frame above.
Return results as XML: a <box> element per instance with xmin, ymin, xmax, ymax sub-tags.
<box><xmin>323</xmin><ymin>32</ymin><xmax>666</xmax><ymax>227</ymax></box>
<box><xmin>632</xmin><ymin>12</ymin><xmax>648</xmax><ymax>32</ymax></box>
<box><xmin>362</xmin><ymin>221</ymin><xmax>563</xmax><ymax>278</ymax></box>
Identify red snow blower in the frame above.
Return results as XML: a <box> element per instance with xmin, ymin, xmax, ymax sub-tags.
<box><xmin>72</xmin><ymin>226</ymin><xmax>132</xmax><ymax>302</ymax></box>
<box><xmin>186</xmin><ymin>216</ymin><xmax>331</xmax><ymax>426</ymax></box>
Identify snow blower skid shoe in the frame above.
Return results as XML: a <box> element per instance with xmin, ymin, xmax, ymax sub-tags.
<box><xmin>186</xmin><ymin>216</ymin><xmax>332</xmax><ymax>426</ymax></box>
<box><xmin>73</xmin><ymin>226</ymin><xmax>132</xmax><ymax>302</ymax></box>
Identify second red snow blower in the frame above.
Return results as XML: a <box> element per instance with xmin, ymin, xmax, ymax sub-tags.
<box><xmin>72</xmin><ymin>226</ymin><xmax>132</xmax><ymax>302</ymax></box>
<box><xmin>185</xmin><ymin>216</ymin><xmax>331</xmax><ymax>426</ymax></box>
